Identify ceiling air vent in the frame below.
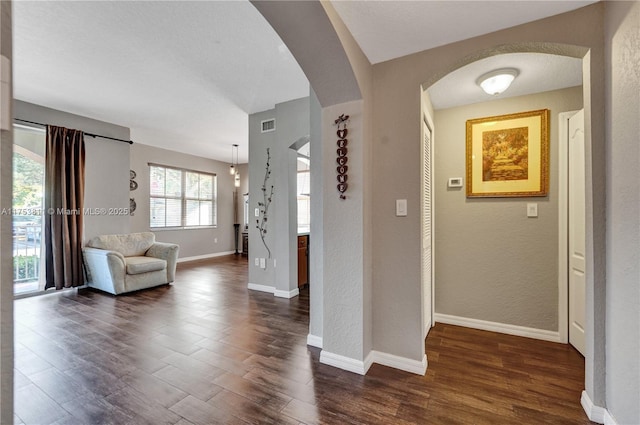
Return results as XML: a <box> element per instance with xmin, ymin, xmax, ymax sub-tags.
<box><xmin>261</xmin><ymin>119</ymin><xmax>276</xmax><ymax>133</ymax></box>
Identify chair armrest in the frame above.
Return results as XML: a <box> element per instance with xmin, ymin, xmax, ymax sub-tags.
<box><xmin>146</xmin><ymin>242</ymin><xmax>180</xmax><ymax>282</ymax></box>
<box><xmin>82</xmin><ymin>247</ymin><xmax>126</xmax><ymax>294</ymax></box>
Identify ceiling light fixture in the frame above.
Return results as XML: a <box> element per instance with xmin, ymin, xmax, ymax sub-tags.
<box><xmin>477</xmin><ymin>68</ymin><xmax>519</xmax><ymax>96</ymax></box>
<box><xmin>229</xmin><ymin>144</ymin><xmax>238</xmax><ymax>175</ymax></box>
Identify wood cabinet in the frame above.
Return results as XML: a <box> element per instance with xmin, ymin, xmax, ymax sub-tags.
<box><xmin>298</xmin><ymin>235</ymin><xmax>309</xmax><ymax>288</ymax></box>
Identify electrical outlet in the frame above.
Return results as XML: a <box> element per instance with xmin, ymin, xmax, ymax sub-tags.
<box><xmin>260</xmin><ymin>258</ymin><xmax>266</xmax><ymax>269</ymax></box>
<box><xmin>255</xmin><ymin>208</ymin><xmax>260</xmax><ymax>217</ymax></box>
<box><xmin>273</xmin><ymin>259</ymin><xmax>276</xmax><ymax>268</ymax></box>
<box><xmin>255</xmin><ymin>258</ymin><xmax>259</xmax><ymax>266</ymax></box>
<box><xmin>214</xmin><ymin>238</ymin><xmax>217</xmax><ymax>243</ymax></box>
<box><xmin>527</xmin><ymin>203</ymin><xmax>538</xmax><ymax>217</ymax></box>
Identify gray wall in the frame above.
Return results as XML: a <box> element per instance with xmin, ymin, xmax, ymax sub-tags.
<box><xmin>434</xmin><ymin>86</ymin><xmax>583</xmax><ymax>331</ymax></box>
<box><xmin>309</xmin><ymin>89</ymin><xmax>323</xmax><ymax>340</ymax></box>
<box><xmin>248</xmin><ymin>97</ymin><xmax>309</xmax><ymax>294</ymax></box>
<box><xmin>129</xmin><ymin>142</ymin><xmax>241</xmax><ymax>259</ymax></box>
<box><xmin>605</xmin><ymin>2</ymin><xmax>640</xmax><ymax>424</ymax></box>
<box><xmin>14</xmin><ymin>100</ymin><xmax>130</xmax><ymax>241</ymax></box>
<box><xmin>0</xmin><ymin>3</ymin><xmax>14</xmax><ymax>422</ymax></box>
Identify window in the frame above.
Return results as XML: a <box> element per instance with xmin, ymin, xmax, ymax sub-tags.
<box><xmin>149</xmin><ymin>164</ymin><xmax>216</xmax><ymax>228</ymax></box>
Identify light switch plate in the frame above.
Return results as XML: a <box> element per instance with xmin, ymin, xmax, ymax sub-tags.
<box><xmin>260</xmin><ymin>258</ymin><xmax>266</xmax><ymax>269</ymax></box>
<box><xmin>396</xmin><ymin>199</ymin><xmax>407</xmax><ymax>217</ymax></box>
<box><xmin>255</xmin><ymin>208</ymin><xmax>260</xmax><ymax>217</ymax></box>
<box><xmin>527</xmin><ymin>203</ymin><xmax>538</xmax><ymax>217</ymax></box>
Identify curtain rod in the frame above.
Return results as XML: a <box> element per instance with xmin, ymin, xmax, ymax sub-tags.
<box><xmin>14</xmin><ymin>118</ymin><xmax>134</xmax><ymax>145</ymax></box>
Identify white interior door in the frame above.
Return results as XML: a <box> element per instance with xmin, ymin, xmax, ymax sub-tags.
<box><xmin>422</xmin><ymin>119</ymin><xmax>433</xmax><ymax>338</ymax></box>
<box><xmin>568</xmin><ymin>109</ymin><xmax>586</xmax><ymax>356</ymax></box>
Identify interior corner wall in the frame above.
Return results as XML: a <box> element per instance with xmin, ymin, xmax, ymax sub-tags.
<box><xmin>0</xmin><ymin>2</ymin><xmax>13</xmax><ymax>422</ymax></box>
<box><xmin>248</xmin><ymin>97</ymin><xmax>309</xmax><ymax>292</ymax></box>
<box><xmin>13</xmin><ymin>100</ymin><xmax>130</xmax><ymax>241</ymax></box>
<box><xmin>604</xmin><ymin>2</ymin><xmax>640</xmax><ymax>424</ymax></box>
<box><xmin>129</xmin><ymin>142</ymin><xmax>237</xmax><ymax>258</ymax></box>
<box><xmin>434</xmin><ymin>86</ymin><xmax>583</xmax><ymax>331</ymax></box>
<box><xmin>309</xmin><ymin>89</ymin><xmax>323</xmax><ymax>339</ymax></box>
<box><xmin>321</xmin><ymin>100</ymin><xmax>366</xmax><ymax>361</ymax></box>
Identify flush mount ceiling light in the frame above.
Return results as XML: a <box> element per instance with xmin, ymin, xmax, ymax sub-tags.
<box><xmin>477</xmin><ymin>68</ymin><xmax>519</xmax><ymax>96</ymax></box>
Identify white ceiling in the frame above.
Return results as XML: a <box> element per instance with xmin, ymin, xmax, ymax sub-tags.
<box><xmin>428</xmin><ymin>53</ymin><xmax>583</xmax><ymax>110</ymax></box>
<box><xmin>330</xmin><ymin>1</ymin><xmax>598</xmax><ymax>65</ymax></box>
<box><xmin>12</xmin><ymin>1</ymin><xmax>309</xmax><ymax>163</ymax></box>
<box><xmin>12</xmin><ymin>1</ymin><xmax>595</xmax><ymax>162</ymax></box>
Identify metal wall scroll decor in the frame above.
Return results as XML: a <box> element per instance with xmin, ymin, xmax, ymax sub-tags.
<box><xmin>334</xmin><ymin>114</ymin><xmax>350</xmax><ymax>200</ymax></box>
<box><xmin>129</xmin><ymin>170</ymin><xmax>137</xmax><ymax>215</ymax></box>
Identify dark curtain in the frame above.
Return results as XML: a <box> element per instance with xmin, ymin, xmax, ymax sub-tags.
<box><xmin>44</xmin><ymin>125</ymin><xmax>86</xmax><ymax>290</ymax></box>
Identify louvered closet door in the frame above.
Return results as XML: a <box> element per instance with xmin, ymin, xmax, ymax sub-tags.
<box><xmin>422</xmin><ymin>120</ymin><xmax>433</xmax><ymax>338</ymax></box>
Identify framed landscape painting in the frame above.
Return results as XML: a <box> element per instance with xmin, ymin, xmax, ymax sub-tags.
<box><xmin>466</xmin><ymin>109</ymin><xmax>550</xmax><ymax>197</ymax></box>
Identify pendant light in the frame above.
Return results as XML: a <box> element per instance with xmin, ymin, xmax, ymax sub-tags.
<box><xmin>229</xmin><ymin>144</ymin><xmax>238</xmax><ymax>175</ymax></box>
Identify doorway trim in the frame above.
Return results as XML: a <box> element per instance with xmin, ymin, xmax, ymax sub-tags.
<box><xmin>558</xmin><ymin>110</ymin><xmax>580</xmax><ymax>344</ymax></box>
<box><xmin>421</xmin><ymin>105</ymin><xmax>435</xmax><ymax>341</ymax></box>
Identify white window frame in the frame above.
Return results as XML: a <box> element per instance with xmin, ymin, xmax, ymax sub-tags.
<box><xmin>149</xmin><ymin>163</ymin><xmax>217</xmax><ymax>229</ymax></box>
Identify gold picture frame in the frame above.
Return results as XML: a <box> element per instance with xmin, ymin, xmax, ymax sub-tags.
<box><xmin>466</xmin><ymin>109</ymin><xmax>550</xmax><ymax>197</ymax></box>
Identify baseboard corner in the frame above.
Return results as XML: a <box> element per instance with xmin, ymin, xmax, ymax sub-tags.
<box><xmin>581</xmin><ymin>390</ymin><xmax>607</xmax><ymax>424</ymax></box>
<box><xmin>306</xmin><ymin>334</ymin><xmax>323</xmax><ymax>349</ymax></box>
<box><xmin>434</xmin><ymin>313</ymin><xmax>561</xmax><ymax>343</ymax></box>
<box><xmin>274</xmin><ymin>288</ymin><xmax>300</xmax><ymax>299</ymax></box>
<box><xmin>372</xmin><ymin>350</ymin><xmax>427</xmax><ymax>376</ymax></box>
<box><xmin>247</xmin><ymin>283</ymin><xmax>275</xmax><ymax>294</ymax></box>
<box><xmin>320</xmin><ymin>350</ymin><xmax>368</xmax><ymax>375</ymax></box>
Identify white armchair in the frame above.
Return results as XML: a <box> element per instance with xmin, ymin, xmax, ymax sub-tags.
<box><xmin>83</xmin><ymin>232</ymin><xmax>179</xmax><ymax>295</ymax></box>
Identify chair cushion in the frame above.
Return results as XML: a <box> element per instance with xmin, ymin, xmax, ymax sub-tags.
<box><xmin>87</xmin><ymin>232</ymin><xmax>156</xmax><ymax>257</ymax></box>
<box><xmin>125</xmin><ymin>256</ymin><xmax>166</xmax><ymax>275</ymax></box>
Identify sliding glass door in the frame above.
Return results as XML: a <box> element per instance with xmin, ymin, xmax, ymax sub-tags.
<box><xmin>12</xmin><ymin>125</ymin><xmax>45</xmax><ymax>295</ymax></box>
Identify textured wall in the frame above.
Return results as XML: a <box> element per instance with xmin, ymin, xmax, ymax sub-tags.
<box><xmin>248</xmin><ymin>97</ymin><xmax>309</xmax><ymax>294</ymax></box>
<box><xmin>309</xmin><ymin>89</ymin><xmax>323</xmax><ymax>339</ymax></box>
<box><xmin>434</xmin><ymin>86</ymin><xmax>583</xmax><ymax>331</ymax></box>
<box><xmin>321</xmin><ymin>100</ymin><xmax>366</xmax><ymax>360</ymax></box>
<box><xmin>129</xmin><ymin>142</ymin><xmax>240</xmax><ymax>259</ymax></box>
<box><xmin>605</xmin><ymin>2</ymin><xmax>640</xmax><ymax>423</ymax></box>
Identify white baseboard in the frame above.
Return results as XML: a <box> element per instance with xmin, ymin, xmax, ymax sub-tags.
<box><xmin>604</xmin><ymin>410</ymin><xmax>618</xmax><ymax>425</ymax></box>
<box><xmin>371</xmin><ymin>351</ymin><xmax>427</xmax><ymax>375</ymax></box>
<box><xmin>581</xmin><ymin>390</ymin><xmax>607</xmax><ymax>424</ymax></box>
<box><xmin>178</xmin><ymin>251</ymin><xmax>235</xmax><ymax>263</ymax></box>
<box><xmin>320</xmin><ymin>350</ymin><xmax>372</xmax><ymax>375</ymax></box>
<box><xmin>434</xmin><ymin>313</ymin><xmax>562</xmax><ymax>343</ymax></box>
<box><xmin>247</xmin><ymin>283</ymin><xmax>300</xmax><ymax>299</ymax></box>
<box><xmin>306</xmin><ymin>334</ymin><xmax>323</xmax><ymax>349</ymax></box>
<box><xmin>274</xmin><ymin>288</ymin><xmax>300</xmax><ymax>299</ymax></box>
<box><xmin>247</xmin><ymin>283</ymin><xmax>275</xmax><ymax>294</ymax></box>
<box><xmin>319</xmin><ymin>349</ymin><xmax>427</xmax><ymax>376</ymax></box>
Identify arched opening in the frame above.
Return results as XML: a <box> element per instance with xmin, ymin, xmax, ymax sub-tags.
<box><xmin>420</xmin><ymin>43</ymin><xmax>598</xmax><ymax>403</ymax></box>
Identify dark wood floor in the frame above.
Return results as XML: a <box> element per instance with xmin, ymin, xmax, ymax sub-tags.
<box><xmin>14</xmin><ymin>255</ymin><xmax>593</xmax><ymax>424</ymax></box>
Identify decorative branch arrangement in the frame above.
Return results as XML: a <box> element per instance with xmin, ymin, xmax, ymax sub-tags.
<box><xmin>334</xmin><ymin>114</ymin><xmax>350</xmax><ymax>200</ymax></box>
<box><xmin>256</xmin><ymin>148</ymin><xmax>274</xmax><ymax>259</ymax></box>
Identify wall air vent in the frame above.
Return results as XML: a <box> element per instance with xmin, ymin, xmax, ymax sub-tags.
<box><xmin>261</xmin><ymin>119</ymin><xmax>276</xmax><ymax>133</ymax></box>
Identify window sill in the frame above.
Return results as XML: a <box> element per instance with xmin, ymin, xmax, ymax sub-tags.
<box><xmin>150</xmin><ymin>226</ymin><xmax>217</xmax><ymax>232</ymax></box>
